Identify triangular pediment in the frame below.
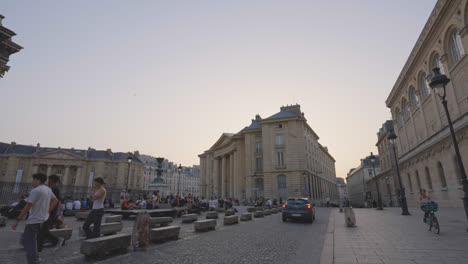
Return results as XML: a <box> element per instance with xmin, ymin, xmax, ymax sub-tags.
<box><xmin>37</xmin><ymin>149</ymin><xmax>83</xmax><ymax>160</ymax></box>
<box><xmin>209</xmin><ymin>133</ymin><xmax>234</xmax><ymax>150</ymax></box>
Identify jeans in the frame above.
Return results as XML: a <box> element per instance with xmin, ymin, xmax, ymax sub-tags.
<box><xmin>83</xmin><ymin>209</ymin><xmax>104</xmax><ymax>239</ymax></box>
<box><xmin>24</xmin><ymin>223</ymin><xmax>41</xmax><ymax>264</ymax></box>
<box><xmin>37</xmin><ymin>216</ymin><xmax>58</xmax><ymax>251</ymax></box>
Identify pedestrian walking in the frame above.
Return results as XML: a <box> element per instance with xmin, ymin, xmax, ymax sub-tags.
<box><xmin>12</xmin><ymin>173</ymin><xmax>58</xmax><ymax>264</ymax></box>
<box><xmin>83</xmin><ymin>177</ymin><xmax>107</xmax><ymax>239</ymax></box>
<box><xmin>37</xmin><ymin>174</ymin><xmax>62</xmax><ymax>251</ymax></box>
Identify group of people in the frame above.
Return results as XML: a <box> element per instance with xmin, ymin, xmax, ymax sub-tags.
<box><xmin>11</xmin><ymin>173</ymin><xmax>107</xmax><ymax>264</ymax></box>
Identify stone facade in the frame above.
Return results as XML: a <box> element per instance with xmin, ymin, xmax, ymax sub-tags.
<box><xmin>385</xmin><ymin>0</ymin><xmax>468</xmax><ymax>208</ymax></box>
<box><xmin>0</xmin><ymin>142</ymin><xmax>144</xmax><ymax>204</ymax></box>
<box><xmin>336</xmin><ymin>177</ymin><xmax>347</xmax><ymax>202</ymax></box>
<box><xmin>199</xmin><ymin>104</ymin><xmax>338</xmax><ymax>204</ymax></box>
<box><xmin>346</xmin><ymin>156</ymin><xmax>381</xmax><ymax>207</ymax></box>
<box><xmin>0</xmin><ymin>15</ymin><xmax>22</xmax><ymax>78</ymax></box>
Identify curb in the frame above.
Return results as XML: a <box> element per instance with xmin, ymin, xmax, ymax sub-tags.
<box><xmin>319</xmin><ymin>210</ymin><xmax>335</xmax><ymax>264</ymax></box>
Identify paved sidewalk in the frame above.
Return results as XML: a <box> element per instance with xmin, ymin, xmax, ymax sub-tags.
<box><xmin>326</xmin><ymin>207</ymin><xmax>468</xmax><ymax>264</ymax></box>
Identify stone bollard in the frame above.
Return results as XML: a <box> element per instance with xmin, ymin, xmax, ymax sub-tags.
<box><xmin>206</xmin><ymin>211</ymin><xmax>218</xmax><ymax>219</ymax></box>
<box><xmin>149</xmin><ymin>226</ymin><xmax>180</xmax><ymax>243</ymax></box>
<box><xmin>194</xmin><ymin>219</ymin><xmax>216</xmax><ymax>231</ymax></box>
<box><xmin>254</xmin><ymin>211</ymin><xmax>264</xmax><ymax>218</ymax></box>
<box><xmin>264</xmin><ymin>209</ymin><xmax>272</xmax><ymax>215</ymax></box>
<box><xmin>181</xmin><ymin>214</ymin><xmax>198</xmax><ymax>223</ymax></box>
<box><xmin>271</xmin><ymin>208</ymin><xmax>278</xmax><ymax>214</ymax></box>
<box><xmin>104</xmin><ymin>215</ymin><xmax>123</xmax><ymax>223</ymax></box>
<box><xmin>224</xmin><ymin>215</ymin><xmax>239</xmax><ymax>225</ymax></box>
<box><xmin>344</xmin><ymin>207</ymin><xmax>356</xmax><ymax>227</ymax></box>
<box><xmin>247</xmin><ymin>207</ymin><xmax>256</xmax><ymax>212</ymax></box>
<box><xmin>240</xmin><ymin>213</ymin><xmax>252</xmax><ymax>221</ymax></box>
<box><xmin>225</xmin><ymin>209</ymin><xmax>235</xmax><ymax>216</ymax></box>
<box><xmin>0</xmin><ymin>216</ymin><xmax>6</xmax><ymax>227</ymax></box>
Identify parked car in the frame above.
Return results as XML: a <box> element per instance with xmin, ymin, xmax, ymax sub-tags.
<box><xmin>282</xmin><ymin>197</ymin><xmax>315</xmax><ymax>223</ymax></box>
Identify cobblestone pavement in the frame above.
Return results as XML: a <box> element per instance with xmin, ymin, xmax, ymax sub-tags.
<box><xmin>0</xmin><ymin>207</ymin><xmax>331</xmax><ymax>264</ymax></box>
<box><xmin>328</xmin><ymin>207</ymin><xmax>468</xmax><ymax>264</ymax></box>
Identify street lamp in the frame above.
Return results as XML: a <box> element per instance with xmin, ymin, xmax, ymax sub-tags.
<box><xmin>126</xmin><ymin>153</ymin><xmax>133</xmax><ymax>196</ymax></box>
<box><xmin>177</xmin><ymin>164</ymin><xmax>182</xmax><ymax>196</ymax></box>
<box><xmin>429</xmin><ymin>67</ymin><xmax>468</xmax><ymax>230</ymax></box>
<box><xmin>388</xmin><ymin>132</ymin><xmax>410</xmax><ymax>215</ymax></box>
<box><xmin>369</xmin><ymin>152</ymin><xmax>383</xmax><ymax>210</ymax></box>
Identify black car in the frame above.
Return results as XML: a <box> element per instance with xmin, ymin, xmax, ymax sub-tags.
<box><xmin>282</xmin><ymin>198</ymin><xmax>315</xmax><ymax>223</ymax></box>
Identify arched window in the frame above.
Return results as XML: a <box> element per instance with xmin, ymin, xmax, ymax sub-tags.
<box><xmin>420</xmin><ymin>73</ymin><xmax>430</xmax><ymax>97</ymax></box>
<box><xmin>411</xmin><ymin>87</ymin><xmax>420</xmax><ymax>110</ymax></box>
<box><xmin>395</xmin><ymin>108</ymin><xmax>403</xmax><ymax>127</ymax></box>
<box><xmin>402</xmin><ymin>99</ymin><xmax>410</xmax><ymax>119</ymax></box>
<box><xmin>450</xmin><ymin>28</ymin><xmax>465</xmax><ymax>64</ymax></box>
<box><xmin>425</xmin><ymin>167</ymin><xmax>433</xmax><ymax>190</ymax></box>
<box><xmin>432</xmin><ymin>54</ymin><xmax>445</xmax><ymax>74</ymax></box>
<box><xmin>407</xmin><ymin>174</ymin><xmax>413</xmax><ymax>193</ymax></box>
<box><xmin>437</xmin><ymin>162</ymin><xmax>447</xmax><ymax>189</ymax></box>
<box><xmin>415</xmin><ymin>170</ymin><xmax>421</xmax><ymax>191</ymax></box>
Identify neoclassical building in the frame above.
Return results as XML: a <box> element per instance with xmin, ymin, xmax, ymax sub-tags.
<box><xmin>0</xmin><ymin>14</ymin><xmax>23</xmax><ymax>78</ymax></box>
<box><xmin>346</xmin><ymin>155</ymin><xmax>381</xmax><ymax>207</ymax></box>
<box><xmin>0</xmin><ymin>142</ymin><xmax>144</xmax><ymax>204</ymax></box>
<box><xmin>385</xmin><ymin>0</ymin><xmax>468</xmax><ymax>207</ymax></box>
<box><xmin>199</xmin><ymin>104</ymin><xmax>338</xmax><ymax>204</ymax></box>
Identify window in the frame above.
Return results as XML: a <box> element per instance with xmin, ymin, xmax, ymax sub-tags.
<box><xmin>437</xmin><ymin>162</ymin><xmax>447</xmax><ymax>188</ymax></box>
<box><xmin>255</xmin><ymin>142</ymin><xmax>262</xmax><ymax>153</ymax></box>
<box><xmin>276</xmin><ymin>135</ymin><xmax>283</xmax><ymax>146</ymax></box>
<box><xmin>408</xmin><ymin>174</ymin><xmax>413</xmax><ymax>193</ymax></box>
<box><xmin>411</xmin><ymin>88</ymin><xmax>420</xmax><ymax>109</ymax></box>
<box><xmin>277</xmin><ymin>152</ymin><xmax>284</xmax><ymax>167</ymax></box>
<box><xmin>403</xmin><ymin>99</ymin><xmax>410</xmax><ymax>119</ymax></box>
<box><xmin>275</xmin><ymin>124</ymin><xmax>283</xmax><ymax>129</ymax></box>
<box><xmin>450</xmin><ymin>29</ymin><xmax>465</xmax><ymax>64</ymax></box>
<box><xmin>255</xmin><ymin>134</ymin><xmax>262</xmax><ymax>138</ymax></box>
<box><xmin>256</xmin><ymin>158</ymin><xmax>263</xmax><ymax>171</ymax></box>
<box><xmin>415</xmin><ymin>170</ymin><xmax>421</xmax><ymax>190</ymax></box>
<box><xmin>425</xmin><ymin>167</ymin><xmax>433</xmax><ymax>190</ymax></box>
<box><xmin>368</xmin><ymin>169</ymin><xmax>373</xmax><ymax>177</ymax></box>
<box><xmin>395</xmin><ymin>108</ymin><xmax>403</xmax><ymax>127</ymax></box>
<box><xmin>420</xmin><ymin>73</ymin><xmax>430</xmax><ymax>97</ymax></box>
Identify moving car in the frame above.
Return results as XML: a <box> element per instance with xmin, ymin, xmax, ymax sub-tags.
<box><xmin>282</xmin><ymin>197</ymin><xmax>315</xmax><ymax>223</ymax></box>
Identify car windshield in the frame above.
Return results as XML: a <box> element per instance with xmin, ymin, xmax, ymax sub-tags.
<box><xmin>287</xmin><ymin>199</ymin><xmax>307</xmax><ymax>205</ymax></box>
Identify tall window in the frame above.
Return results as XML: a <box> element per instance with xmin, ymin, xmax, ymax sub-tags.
<box><xmin>256</xmin><ymin>158</ymin><xmax>263</xmax><ymax>171</ymax></box>
<box><xmin>425</xmin><ymin>167</ymin><xmax>433</xmax><ymax>190</ymax></box>
<box><xmin>403</xmin><ymin>99</ymin><xmax>410</xmax><ymax>119</ymax></box>
<box><xmin>408</xmin><ymin>174</ymin><xmax>413</xmax><ymax>193</ymax></box>
<box><xmin>395</xmin><ymin>108</ymin><xmax>403</xmax><ymax>127</ymax></box>
<box><xmin>450</xmin><ymin>29</ymin><xmax>465</xmax><ymax>64</ymax></box>
<box><xmin>411</xmin><ymin>88</ymin><xmax>420</xmax><ymax>110</ymax></box>
<box><xmin>277</xmin><ymin>152</ymin><xmax>284</xmax><ymax>167</ymax></box>
<box><xmin>255</xmin><ymin>142</ymin><xmax>262</xmax><ymax>153</ymax></box>
<box><xmin>437</xmin><ymin>162</ymin><xmax>447</xmax><ymax>188</ymax></box>
<box><xmin>420</xmin><ymin>73</ymin><xmax>430</xmax><ymax>97</ymax></box>
<box><xmin>415</xmin><ymin>170</ymin><xmax>421</xmax><ymax>190</ymax></box>
<box><xmin>276</xmin><ymin>135</ymin><xmax>283</xmax><ymax>146</ymax></box>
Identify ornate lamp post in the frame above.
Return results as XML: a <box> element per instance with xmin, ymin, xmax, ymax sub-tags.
<box><xmin>369</xmin><ymin>152</ymin><xmax>383</xmax><ymax>210</ymax></box>
<box><xmin>429</xmin><ymin>67</ymin><xmax>468</xmax><ymax>230</ymax></box>
<box><xmin>177</xmin><ymin>164</ymin><xmax>182</xmax><ymax>196</ymax></box>
<box><xmin>388</xmin><ymin>132</ymin><xmax>410</xmax><ymax>215</ymax></box>
<box><xmin>126</xmin><ymin>153</ymin><xmax>133</xmax><ymax>195</ymax></box>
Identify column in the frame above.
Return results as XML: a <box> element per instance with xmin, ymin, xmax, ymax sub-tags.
<box><xmin>46</xmin><ymin>165</ymin><xmax>52</xmax><ymax>176</ymax></box>
<box><xmin>230</xmin><ymin>153</ymin><xmax>234</xmax><ymax>198</ymax></box>
<box><xmin>63</xmin><ymin>166</ymin><xmax>70</xmax><ymax>186</ymax></box>
<box><xmin>32</xmin><ymin>165</ymin><xmax>39</xmax><ymax>174</ymax></box>
<box><xmin>213</xmin><ymin>158</ymin><xmax>219</xmax><ymax>197</ymax></box>
<box><xmin>221</xmin><ymin>156</ymin><xmax>226</xmax><ymax>198</ymax></box>
<box><xmin>75</xmin><ymin>167</ymin><xmax>81</xmax><ymax>186</ymax></box>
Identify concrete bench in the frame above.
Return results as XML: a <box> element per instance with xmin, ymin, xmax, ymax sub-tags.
<box><xmin>80</xmin><ymin>233</ymin><xmax>131</xmax><ymax>258</ymax></box>
<box><xmin>104</xmin><ymin>215</ymin><xmax>122</xmax><ymax>223</ymax></box>
<box><xmin>277</xmin><ymin>207</ymin><xmax>283</xmax><ymax>212</ymax></box>
<box><xmin>63</xmin><ymin>210</ymin><xmax>76</xmax><ymax>217</ymax></box>
<box><xmin>240</xmin><ymin>213</ymin><xmax>252</xmax><ymax>221</ymax></box>
<box><xmin>181</xmin><ymin>214</ymin><xmax>198</xmax><ymax>223</ymax></box>
<box><xmin>254</xmin><ymin>211</ymin><xmax>264</xmax><ymax>218</ymax></box>
<box><xmin>149</xmin><ymin>217</ymin><xmax>173</xmax><ymax>228</ymax></box>
<box><xmin>264</xmin><ymin>209</ymin><xmax>272</xmax><ymax>215</ymax></box>
<box><xmin>149</xmin><ymin>226</ymin><xmax>180</xmax><ymax>243</ymax></box>
<box><xmin>194</xmin><ymin>219</ymin><xmax>216</xmax><ymax>231</ymax></box>
<box><xmin>215</xmin><ymin>207</ymin><xmax>225</xmax><ymax>213</ymax></box>
<box><xmin>206</xmin><ymin>211</ymin><xmax>218</xmax><ymax>219</ymax></box>
<box><xmin>247</xmin><ymin>207</ymin><xmax>256</xmax><ymax>212</ymax></box>
<box><xmin>0</xmin><ymin>216</ymin><xmax>6</xmax><ymax>227</ymax></box>
<box><xmin>75</xmin><ymin>211</ymin><xmax>90</xmax><ymax>220</ymax></box>
<box><xmin>129</xmin><ymin>215</ymin><xmax>137</xmax><ymax>220</ymax></box>
<box><xmin>50</xmin><ymin>228</ymin><xmax>73</xmax><ymax>241</ymax></box>
<box><xmin>224</xmin><ymin>209</ymin><xmax>235</xmax><ymax>216</ymax></box>
<box><xmin>224</xmin><ymin>215</ymin><xmax>239</xmax><ymax>225</ymax></box>
<box><xmin>79</xmin><ymin>222</ymin><xmax>123</xmax><ymax>237</ymax></box>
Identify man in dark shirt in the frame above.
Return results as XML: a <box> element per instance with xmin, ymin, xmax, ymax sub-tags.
<box><xmin>37</xmin><ymin>175</ymin><xmax>61</xmax><ymax>251</ymax></box>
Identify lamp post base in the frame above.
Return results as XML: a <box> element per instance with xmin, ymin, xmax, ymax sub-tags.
<box><xmin>401</xmin><ymin>211</ymin><xmax>410</xmax><ymax>215</ymax></box>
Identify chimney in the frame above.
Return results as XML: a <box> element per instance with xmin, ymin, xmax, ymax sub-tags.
<box><xmin>36</xmin><ymin>143</ymin><xmax>40</xmax><ymax>151</ymax></box>
<box><xmin>10</xmin><ymin>141</ymin><xmax>16</xmax><ymax>148</ymax></box>
<box><xmin>134</xmin><ymin>151</ymin><xmax>140</xmax><ymax>157</ymax></box>
<box><xmin>255</xmin><ymin>114</ymin><xmax>261</xmax><ymax>121</ymax></box>
<box><xmin>106</xmin><ymin>148</ymin><xmax>112</xmax><ymax>155</ymax></box>
<box><xmin>280</xmin><ymin>104</ymin><xmax>301</xmax><ymax>116</ymax></box>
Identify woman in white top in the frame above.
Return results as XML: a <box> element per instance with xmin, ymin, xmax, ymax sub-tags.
<box><xmin>83</xmin><ymin>177</ymin><xmax>106</xmax><ymax>239</ymax></box>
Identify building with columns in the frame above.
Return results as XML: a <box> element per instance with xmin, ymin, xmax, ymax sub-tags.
<box><xmin>199</xmin><ymin>104</ymin><xmax>338</xmax><ymax>204</ymax></box>
<box><xmin>385</xmin><ymin>0</ymin><xmax>468</xmax><ymax>208</ymax></box>
<box><xmin>0</xmin><ymin>141</ymin><xmax>144</xmax><ymax>204</ymax></box>
<box><xmin>0</xmin><ymin>14</ymin><xmax>23</xmax><ymax>78</ymax></box>
<box><xmin>346</xmin><ymin>155</ymin><xmax>381</xmax><ymax>207</ymax></box>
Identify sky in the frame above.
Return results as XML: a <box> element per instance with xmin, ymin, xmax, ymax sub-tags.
<box><xmin>1</xmin><ymin>0</ymin><xmax>437</xmax><ymax>180</ymax></box>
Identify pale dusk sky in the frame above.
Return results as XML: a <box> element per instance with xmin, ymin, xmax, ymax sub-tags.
<box><xmin>1</xmin><ymin>0</ymin><xmax>437</xmax><ymax>179</ymax></box>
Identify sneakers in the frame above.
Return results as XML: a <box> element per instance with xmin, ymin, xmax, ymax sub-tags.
<box><xmin>55</xmin><ymin>237</ymin><xmax>65</xmax><ymax>251</ymax></box>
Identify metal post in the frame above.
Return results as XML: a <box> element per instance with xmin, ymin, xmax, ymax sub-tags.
<box><xmin>391</xmin><ymin>143</ymin><xmax>410</xmax><ymax>215</ymax></box>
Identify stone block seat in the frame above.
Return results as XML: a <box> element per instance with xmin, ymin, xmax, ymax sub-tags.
<box><xmin>224</xmin><ymin>215</ymin><xmax>239</xmax><ymax>225</ymax></box>
<box><xmin>104</xmin><ymin>215</ymin><xmax>122</xmax><ymax>223</ymax></box>
<box><xmin>149</xmin><ymin>217</ymin><xmax>173</xmax><ymax>229</ymax></box>
<box><xmin>80</xmin><ymin>233</ymin><xmax>131</xmax><ymax>258</ymax></box>
<box><xmin>215</xmin><ymin>207</ymin><xmax>225</xmax><ymax>213</ymax></box>
<box><xmin>224</xmin><ymin>209</ymin><xmax>235</xmax><ymax>216</ymax></box>
<box><xmin>49</xmin><ymin>228</ymin><xmax>73</xmax><ymax>241</ymax></box>
<box><xmin>0</xmin><ymin>216</ymin><xmax>6</xmax><ymax>227</ymax></box>
<box><xmin>75</xmin><ymin>211</ymin><xmax>90</xmax><ymax>220</ymax></box>
<box><xmin>80</xmin><ymin>222</ymin><xmax>123</xmax><ymax>237</ymax></box>
<box><xmin>149</xmin><ymin>226</ymin><xmax>180</xmax><ymax>243</ymax></box>
<box><xmin>264</xmin><ymin>209</ymin><xmax>272</xmax><ymax>215</ymax></box>
<box><xmin>247</xmin><ymin>207</ymin><xmax>256</xmax><ymax>212</ymax></box>
<box><xmin>181</xmin><ymin>214</ymin><xmax>198</xmax><ymax>223</ymax></box>
<box><xmin>194</xmin><ymin>219</ymin><xmax>216</xmax><ymax>231</ymax></box>
<box><xmin>254</xmin><ymin>211</ymin><xmax>264</xmax><ymax>218</ymax></box>
<box><xmin>206</xmin><ymin>211</ymin><xmax>218</xmax><ymax>219</ymax></box>
<box><xmin>240</xmin><ymin>213</ymin><xmax>252</xmax><ymax>221</ymax></box>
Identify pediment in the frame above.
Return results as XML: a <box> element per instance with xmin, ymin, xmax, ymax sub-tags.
<box><xmin>37</xmin><ymin>150</ymin><xmax>83</xmax><ymax>160</ymax></box>
<box><xmin>209</xmin><ymin>133</ymin><xmax>234</xmax><ymax>150</ymax></box>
